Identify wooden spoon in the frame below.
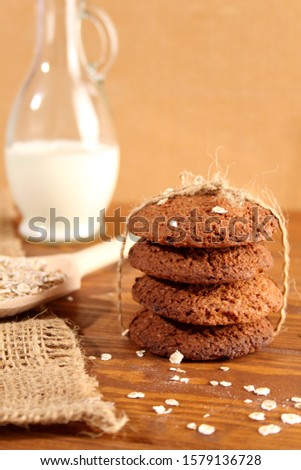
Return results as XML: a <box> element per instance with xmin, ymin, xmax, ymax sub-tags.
<box><xmin>0</xmin><ymin>238</ymin><xmax>134</xmax><ymax>318</ymax></box>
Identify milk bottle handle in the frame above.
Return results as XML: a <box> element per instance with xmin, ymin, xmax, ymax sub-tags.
<box><xmin>80</xmin><ymin>5</ymin><xmax>118</xmax><ymax>82</ymax></box>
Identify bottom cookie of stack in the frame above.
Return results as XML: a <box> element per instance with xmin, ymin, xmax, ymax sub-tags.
<box><xmin>129</xmin><ymin>309</ymin><xmax>274</xmax><ymax>361</ymax></box>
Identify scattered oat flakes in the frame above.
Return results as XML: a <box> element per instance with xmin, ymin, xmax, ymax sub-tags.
<box><xmin>220</xmin><ymin>381</ymin><xmax>232</xmax><ymax>387</ymax></box>
<box><xmin>0</xmin><ymin>255</ymin><xmax>65</xmax><ymax>301</ymax></box>
<box><xmin>258</xmin><ymin>424</ymin><xmax>281</xmax><ymax>436</ymax></box>
<box><xmin>261</xmin><ymin>400</ymin><xmax>277</xmax><ymax>411</ymax></box>
<box><xmin>180</xmin><ymin>377</ymin><xmax>189</xmax><ymax>384</ymax></box>
<box><xmin>169</xmin><ymin>367</ymin><xmax>186</xmax><ymax>373</ymax></box>
<box><xmin>244</xmin><ymin>385</ymin><xmax>255</xmax><ymax>392</ymax></box>
<box><xmin>254</xmin><ymin>387</ymin><xmax>270</xmax><ymax>396</ymax></box>
<box><xmin>203</xmin><ymin>413</ymin><xmax>210</xmax><ymax>418</ymax></box>
<box><xmin>165</xmin><ymin>399</ymin><xmax>179</xmax><ymax>406</ymax></box>
<box><xmin>291</xmin><ymin>397</ymin><xmax>301</xmax><ymax>403</ymax></box>
<box><xmin>121</xmin><ymin>329</ymin><xmax>129</xmax><ymax>336</ymax></box>
<box><xmin>281</xmin><ymin>413</ymin><xmax>301</xmax><ymax>424</ymax></box>
<box><xmin>294</xmin><ymin>403</ymin><xmax>301</xmax><ymax>410</ymax></box>
<box><xmin>100</xmin><ymin>353</ymin><xmax>112</xmax><ymax>361</ymax></box>
<box><xmin>66</xmin><ymin>296</ymin><xmax>74</xmax><ymax>301</ymax></box>
<box><xmin>187</xmin><ymin>422</ymin><xmax>197</xmax><ymax>430</ymax></box>
<box><xmin>210</xmin><ymin>380</ymin><xmax>219</xmax><ymax>387</ymax></box>
<box><xmin>88</xmin><ymin>356</ymin><xmax>96</xmax><ymax>360</ymax></box>
<box><xmin>170</xmin><ymin>375</ymin><xmax>180</xmax><ymax>381</ymax></box>
<box><xmin>127</xmin><ymin>392</ymin><xmax>145</xmax><ymax>399</ymax></box>
<box><xmin>211</xmin><ymin>206</ymin><xmax>228</xmax><ymax>214</ymax></box>
<box><xmin>249</xmin><ymin>412</ymin><xmax>265</xmax><ymax>421</ymax></box>
<box><xmin>198</xmin><ymin>424</ymin><xmax>215</xmax><ymax>435</ymax></box>
<box><xmin>244</xmin><ymin>399</ymin><xmax>253</xmax><ymax>404</ymax></box>
<box><xmin>153</xmin><ymin>405</ymin><xmax>172</xmax><ymax>415</ymax></box>
<box><xmin>219</xmin><ymin>366</ymin><xmax>230</xmax><ymax>371</ymax></box>
<box><xmin>136</xmin><ymin>350</ymin><xmax>146</xmax><ymax>357</ymax></box>
<box><xmin>169</xmin><ymin>350</ymin><xmax>184</xmax><ymax>364</ymax></box>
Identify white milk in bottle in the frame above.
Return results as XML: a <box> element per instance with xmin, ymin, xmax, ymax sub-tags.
<box><xmin>5</xmin><ymin>1</ymin><xmax>120</xmax><ymax>243</ymax></box>
<box><xmin>5</xmin><ymin>141</ymin><xmax>119</xmax><ymax>242</ymax></box>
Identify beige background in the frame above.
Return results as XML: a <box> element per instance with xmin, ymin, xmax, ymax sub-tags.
<box><xmin>1</xmin><ymin>0</ymin><xmax>301</xmax><ymax>210</ymax></box>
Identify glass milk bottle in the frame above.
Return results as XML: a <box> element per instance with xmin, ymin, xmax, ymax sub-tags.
<box><xmin>5</xmin><ymin>0</ymin><xmax>119</xmax><ymax>243</ymax></box>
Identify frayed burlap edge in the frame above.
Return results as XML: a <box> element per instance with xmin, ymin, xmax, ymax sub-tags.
<box><xmin>117</xmin><ymin>171</ymin><xmax>289</xmax><ymax>337</ymax></box>
<box><xmin>0</xmin><ymin>313</ymin><xmax>128</xmax><ymax>433</ymax></box>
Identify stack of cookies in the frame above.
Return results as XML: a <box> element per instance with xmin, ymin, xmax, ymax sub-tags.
<box><xmin>127</xmin><ymin>192</ymin><xmax>283</xmax><ymax>361</ymax></box>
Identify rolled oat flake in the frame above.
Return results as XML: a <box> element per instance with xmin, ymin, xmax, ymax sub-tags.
<box><xmin>165</xmin><ymin>399</ymin><xmax>179</xmax><ymax>406</ymax></box>
<box><xmin>127</xmin><ymin>392</ymin><xmax>145</xmax><ymax>399</ymax></box>
<box><xmin>249</xmin><ymin>412</ymin><xmax>265</xmax><ymax>421</ymax></box>
<box><xmin>169</xmin><ymin>350</ymin><xmax>184</xmax><ymax>365</ymax></box>
<box><xmin>291</xmin><ymin>397</ymin><xmax>301</xmax><ymax>403</ymax></box>
<box><xmin>254</xmin><ymin>387</ymin><xmax>270</xmax><ymax>396</ymax></box>
<box><xmin>261</xmin><ymin>400</ymin><xmax>277</xmax><ymax>411</ymax></box>
<box><xmin>186</xmin><ymin>422</ymin><xmax>197</xmax><ymax>430</ymax></box>
<box><xmin>281</xmin><ymin>413</ymin><xmax>301</xmax><ymax>424</ymax></box>
<box><xmin>258</xmin><ymin>424</ymin><xmax>281</xmax><ymax>436</ymax></box>
<box><xmin>198</xmin><ymin>424</ymin><xmax>215</xmax><ymax>436</ymax></box>
<box><xmin>153</xmin><ymin>405</ymin><xmax>172</xmax><ymax>415</ymax></box>
<box><xmin>220</xmin><ymin>381</ymin><xmax>232</xmax><ymax>387</ymax></box>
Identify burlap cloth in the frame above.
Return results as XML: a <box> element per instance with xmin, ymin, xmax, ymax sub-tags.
<box><xmin>0</xmin><ymin>189</ymin><xmax>127</xmax><ymax>433</ymax></box>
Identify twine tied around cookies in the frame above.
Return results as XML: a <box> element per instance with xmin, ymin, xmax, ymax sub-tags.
<box><xmin>117</xmin><ymin>170</ymin><xmax>289</xmax><ymax>336</ymax></box>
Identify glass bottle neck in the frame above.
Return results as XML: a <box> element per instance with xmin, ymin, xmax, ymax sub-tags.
<box><xmin>36</xmin><ymin>0</ymin><xmax>82</xmax><ymax>71</ymax></box>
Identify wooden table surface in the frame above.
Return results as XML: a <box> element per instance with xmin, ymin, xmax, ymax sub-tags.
<box><xmin>0</xmin><ymin>209</ymin><xmax>300</xmax><ymax>451</ymax></box>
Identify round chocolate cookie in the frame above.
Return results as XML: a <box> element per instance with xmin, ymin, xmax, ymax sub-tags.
<box><xmin>129</xmin><ymin>309</ymin><xmax>274</xmax><ymax>360</ymax></box>
<box><xmin>128</xmin><ymin>193</ymin><xmax>279</xmax><ymax>248</ymax></box>
<box><xmin>132</xmin><ymin>273</ymin><xmax>283</xmax><ymax>326</ymax></box>
<box><xmin>128</xmin><ymin>239</ymin><xmax>273</xmax><ymax>284</ymax></box>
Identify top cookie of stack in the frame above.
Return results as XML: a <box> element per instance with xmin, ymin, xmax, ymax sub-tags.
<box><xmin>128</xmin><ymin>193</ymin><xmax>279</xmax><ymax>248</ymax></box>
<box><xmin>127</xmin><ymin>192</ymin><xmax>283</xmax><ymax>361</ymax></box>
